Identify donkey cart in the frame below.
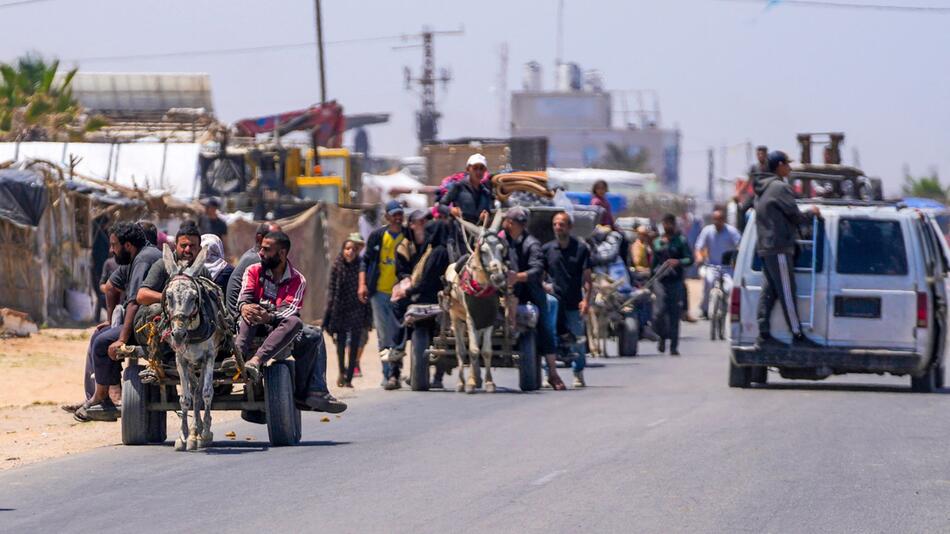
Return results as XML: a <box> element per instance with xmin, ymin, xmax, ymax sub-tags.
<box><xmin>406</xmin><ymin>301</ymin><xmax>543</xmax><ymax>392</ymax></box>
<box><xmin>118</xmin><ymin>336</ymin><xmax>305</xmax><ymax>448</ymax></box>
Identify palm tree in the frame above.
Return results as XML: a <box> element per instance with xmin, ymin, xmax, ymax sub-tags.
<box><xmin>0</xmin><ymin>54</ymin><xmax>105</xmax><ymax>141</ymax></box>
<box><xmin>902</xmin><ymin>173</ymin><xmax>948</xmax><ymax>203</ymax></box>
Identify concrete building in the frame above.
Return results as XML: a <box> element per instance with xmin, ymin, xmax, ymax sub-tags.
<box><xmin>510</xmin><ymin>63</ymin><xmax>681</xmax><ymax>191</ymax></box>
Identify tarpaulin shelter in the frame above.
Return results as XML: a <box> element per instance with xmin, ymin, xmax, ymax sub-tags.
<box><xmin>224</xmin><ymin>203</ymin><xmax>361</xmax><ymax>324</ymax></box>
<box><xmin>0</xmin><ymin>159</ymin><xmax>199</xmax><ymax>325</ymax></box>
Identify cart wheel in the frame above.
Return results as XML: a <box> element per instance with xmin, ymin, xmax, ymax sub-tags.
<box><xmin>411</xmin><ymin>327</ymin><xmax>431</xmax><ymax>391</ymax></box>
<box><xmin>618</xmin><ymin>316</ymin><xmax>639</xmax><ymax>357</ymax></box>
<box><xmin>518</xmin><ymin>330</ymin><xmax>540</xmax><ymax>391</ymax></box>
<box><xmin>728</xmin><ymin>359</ymin><xmax>751</xmax><ymax>388</ymax></box>
<box><xmin>146</xmin><ymin>385</ymin><xmax>171</xmax><ymax>443</ymax></box>
<box><xmin>264</xmin><ymin>360</ymin><xmax>300</xmax><ymax>446</ymax></box>
<box><xmin>121</xmin><ymin>363</ymin><xmax>151</xmax><ymax>445</ymax></box>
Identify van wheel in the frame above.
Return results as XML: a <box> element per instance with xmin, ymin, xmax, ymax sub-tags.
<box><xmin>911</xmin><ymin>366</ymin><xmax>937</xmax><ymax>393</ymax></box>
<box><xmin>936</xmin><ymin>364</ymin><xmax>945</xmax><ymax>389</ymax></box>
<box><xmin>728</xmin><ymin>360</ymin><xmax>751</xmax><ymax>388</ymax></box>
<box><xmin>750</xmin><ymin>366</ymin><xmax>768</xmax><ymax>385</ymax></box>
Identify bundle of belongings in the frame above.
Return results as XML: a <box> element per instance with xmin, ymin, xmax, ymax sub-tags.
<box><xmin>490</xmin><ymin>171</ymin><xmax>553</xmax><ymax>202</ymax></box>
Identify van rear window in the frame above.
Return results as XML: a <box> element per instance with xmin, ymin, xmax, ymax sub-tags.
<box><xmin>837</xmin><ymin>219</ymin><xmax>907</xmax><ymax>275</ymax></box>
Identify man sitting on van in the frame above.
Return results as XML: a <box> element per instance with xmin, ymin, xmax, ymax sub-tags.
<box><xmin>753</xmin><ymin>151</ymin><xmax>821</xmax><ymax>349</ymax></box>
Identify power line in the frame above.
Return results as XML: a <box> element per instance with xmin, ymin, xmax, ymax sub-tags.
<box><xmin>0</xmin><ymin>0</ymin><xmax>55</xmax><ymax>8</ymax></box>
<box><xmin>719</xmin><ymin>0</ymin><xmax>950</xmax><ymax>12</ymax></box>
<box><xmin>66</xmin><ymin>33</ymin><xmax>428</xmax><ymax>63</ymax></box>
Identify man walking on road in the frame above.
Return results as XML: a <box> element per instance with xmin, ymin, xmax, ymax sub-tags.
<box><xmin>652</xmin><ymin>213</ymin><xmax>692</xmax><ymax>356</ymax></box>
<box><xmin>753</xmin><ymin>151</ymin><xmax>821</xmax><ymax>349</ymax></box>
<box><xmin>542</xmin><ymin>211</ymin><xmax>592</xmax><ymax>388</ymax></box>
<box><xmin>695</xmin><ymin>208</ymin><xmax>741</xmax><ymax>319</ymax></box>
<box><xmin>359</xmin><ymin>200</ymin><xmax>410</xmax><ymax>388</ymax></box>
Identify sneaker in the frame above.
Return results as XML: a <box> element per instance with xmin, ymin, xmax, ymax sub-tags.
<box><xmin>572</xmin><ymin>370</ymin><xmax>586</xmax><ymax>388</ymax></box>
<box><xmin>670</xmin><ymin>349</ymin><xmax>681</xmax><ymax>356</ymax></box>
<box><xmin>431</xmin><ymin>378</ymin><xmax>444</xmax><ymax>389</ymax></box>
<box><xmin>657</xmin><ymin>339</ymin><xmax>666</xmax><ymax>353</ymax></box>
<box><xmin>640</xmin><ymin>324</ymin><xmax>659</xmax><ymax>342</ymax></box>
<box><xmin>303</xmin><ymin>391</ymin><xmax>347</xmax><ymax>414</ymax></box>
<box><xmin>353</xmin><ymin>367</ymin><xmax>362</xmax><ymax>378</ymax></box>
<box><xmin>384</xmin><ymin>376</ymin><xmax>402</xmax><ymax>390</ymax></box>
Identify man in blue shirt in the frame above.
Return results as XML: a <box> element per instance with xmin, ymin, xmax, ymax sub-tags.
<box><xmin>694</xmin><ymin>208</ymin><xmax>741</xmax><ymax>319</ymax></box>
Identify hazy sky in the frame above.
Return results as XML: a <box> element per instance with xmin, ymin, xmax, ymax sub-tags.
<box><xmin>1</xmin><ymin>0</ymin><xmax>948</xmax><ymax>195</ymax></box>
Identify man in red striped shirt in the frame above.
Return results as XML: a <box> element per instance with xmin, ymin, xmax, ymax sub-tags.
<box><xmin>236</xmin><ymin>231</ymin><xmax>306</xmax><ymax>381</ymax></box>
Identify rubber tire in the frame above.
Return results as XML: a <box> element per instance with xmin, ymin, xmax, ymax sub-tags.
<box><xmin>937</xmin><ymin>364</ymin><xmax>945</xmax><ymax>389</ymax></box>
<box><xmin>264</xmin><ymin>361</ymin><xmax>301</xmax><ymax>446</ymax></box>
<box><xmin>750</xmin><ymin>366</ymin><xmax>768</xmax><ymax>385</ymax></box>
<box><xmin>410</xmin><ymin>327</ymin><xmax>431</xmax><ymax>391</ymax></box>
<box><xmin>121</xmin><ymin>364</ymin><xmax>151</xmax><ymax>445</ymax></box>
<box><xmin>518</xmin><ymin>330</ymin><xmax>540</xmax><ymax>392</ymax></box>
<box><xmin>146</xmin><ymin>385</ymin><xmax>171</xmax><ymax>443</ymax></box>
<box><xmin>911</xmin><ymin>366</ymin><xmax>937</xmax><ymax>393</ymax></box>
<box><xmin>618</xmin><ymin>316</ymin><xmax>639</xmax><ymax>357</ymax></box>
<box><xmin>728</xmin><ymin>360</ymin><xmax>751</xmax><ymax>388</ymax></box>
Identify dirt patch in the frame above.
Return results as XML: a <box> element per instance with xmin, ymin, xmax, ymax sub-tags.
<box><xmin>0</xmin><ymin>328</ymin><xmax>382</xmax><ymax>471</ymax></box>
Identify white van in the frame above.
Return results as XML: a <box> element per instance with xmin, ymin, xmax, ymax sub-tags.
<box><xmin>729</xmin><ymin>200</ymin><xmax>949</xmax><ymax>391</ymax></box>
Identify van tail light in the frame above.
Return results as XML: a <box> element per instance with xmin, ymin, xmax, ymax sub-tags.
<box><xmin>730</xmin><ymin>287</ymin><xmax>742</xmax><ymax>322</ymax></box>
<box><xmin>917</xmin><ymin>292</ymin><xmax>928</xmax><ymax>328</ymax></box>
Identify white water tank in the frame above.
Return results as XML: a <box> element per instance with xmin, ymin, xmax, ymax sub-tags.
<box><xmin>523</xmin><ymin>61</ymin><xmax>542</xmax><ymax>91</ymax></box>
<box><xmin>556</xmin><ymin>62</ymin><xmax>582</xmax><ymax>92</ymax></box>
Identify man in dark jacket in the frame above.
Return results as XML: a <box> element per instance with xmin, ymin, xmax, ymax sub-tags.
<box><xmin>754</xmin><ymin>150</ymin><xmax>821</xmax><ymax>349</ymax></box>
<box><xmin>436</xmin><ymin>153</ymin><xmax>494</xmax><ymax>224</ymax></box>
<box><xmin>502</xmin><ymin>207</ymin><xmax>563</xmax><ymax>389</ymax></box>
<box><xmin>652</xmin><ymin>213</ymin><xmax>692</xmax><ymax>356</ymax></box>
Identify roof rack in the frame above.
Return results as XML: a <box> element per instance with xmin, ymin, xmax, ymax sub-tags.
<box><xmin>797</xmin><ymin>198</ymin><xmax>903</xmax><ymax>208</ymax></box>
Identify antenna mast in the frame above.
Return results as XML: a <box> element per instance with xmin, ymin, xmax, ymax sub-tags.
<box><xmin>399</xmin><ymin>26</ymin><xmax>464</xmax><ymax>148</ymax></box>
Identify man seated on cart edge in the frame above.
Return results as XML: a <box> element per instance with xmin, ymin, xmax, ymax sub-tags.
<box><xmin>236</xmin><ymin>231</ymin><xmax>346</xmax><ymax>413</ymax></box>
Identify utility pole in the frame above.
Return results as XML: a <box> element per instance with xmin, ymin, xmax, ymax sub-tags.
<box><xmin>398</xmin><ymin>26</ymin><xmax>464</xmax><ymax>148</ymax></box>
<box><xmin>707</xmin><ymin>148</ymin><xmax>715</xmax><ymax>202</ymax></box>
<box><xmin>497</xmin><ymin>42</ymin><xmax>509</xmax><ymax>134</ymax></box>
<box><xmin>314</xmin><ymin>0</ymin><xmax>327</xmax><ymax>103</ymax></box>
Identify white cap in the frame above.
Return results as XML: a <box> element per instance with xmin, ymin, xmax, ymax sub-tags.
<box><xmin>466</xmin><ymin>153</ymin><xmax>488</xmax><ymax>168</ymax></box>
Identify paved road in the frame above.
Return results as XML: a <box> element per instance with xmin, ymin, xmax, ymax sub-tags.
<box><xmin>3</xmin><ymin>322</ymin><xmax>950</xmax><ymax>533</ymax></box>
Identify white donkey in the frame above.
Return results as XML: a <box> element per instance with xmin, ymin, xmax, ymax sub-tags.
<box><xmin>161</xmin><ymin>245</ymin><xmax>228</xmax><ymax>451</ymax></box>
<box><xmin>444</xmin><ymin>209</ymin><xmax>509</xmax><ymax>393</ymax></box>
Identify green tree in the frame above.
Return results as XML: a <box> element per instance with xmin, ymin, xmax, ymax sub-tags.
<box><xmin>595</xmin><ymin>143</ymin><xmax>652</xmax><ymax>173</ymax></box>
<box><xmin>0</xmin><ymin>54</ymin><xmax>105</xmax><ymax>141</ymax></box>
<box><xmin>902</xmin><ymin>173</ymin><xmax>948</xmax><ymax>203</ymax></box>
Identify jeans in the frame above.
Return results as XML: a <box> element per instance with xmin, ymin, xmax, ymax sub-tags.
<box><xmin>655</xmin><ymin>280</ymin><xmax>684</xmax><ymax>351</ymax></box>
<box><xmin>370</xmin><ymin>291</ymin><xmax>399</xmax><ymax>379</ymax></box>
<box><xmin>335</xmin><ymin>329</ymin><xmax>363</xmax><ymax>383</ymax></box>
<box><xmin>91</xmin><ymin>325</ymin><xmax>123</xmax><ymax>387</ymax></box>
<box><xmin>236</xmin><ymin>315</ymin><xmax>303</xmax><ymax>364</ymax></box>
<box><xmin>700</xmin><ymin>265</ymin><xmax>734</xmax><ymax>317</ymax></box>
<box><xmin>544</xmin><ymin>295</ymin><xmax>587</xmax><ymax>372</ymax></box>
<box><xmin>294</xmin><ymin>325</ymin><xmax>328</xmax><ymax>396</ymax></box>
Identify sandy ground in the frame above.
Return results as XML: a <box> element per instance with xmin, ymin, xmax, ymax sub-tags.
<box><xmin>0</xmin><ymin>328</ymin><xmax>383</xmax><ymax>471</ymax></box>
<box><xmin>0</xmin><ymin>280</ymin><xmax>701</xmax><ymax>471</ymax></box>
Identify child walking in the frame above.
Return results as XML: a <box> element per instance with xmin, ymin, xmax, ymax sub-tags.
<box><xmin>323</xmin><ymin>235</ymin><xmax>372</xmax><ymax>387</ymax></box>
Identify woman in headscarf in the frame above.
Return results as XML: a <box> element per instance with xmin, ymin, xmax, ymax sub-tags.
<box><xmin>201</xmin><ymin>233</ymin><xmax>234</xmax><ymax>292</ymax></box>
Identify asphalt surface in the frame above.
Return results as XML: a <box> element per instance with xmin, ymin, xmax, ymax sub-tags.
<box><xmin>4</xmin><ymin>322</ymin><xmax>950</xmax><ymax>533</ymax></box>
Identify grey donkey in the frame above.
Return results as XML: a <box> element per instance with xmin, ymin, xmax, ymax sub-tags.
<box><xmin>161</xmin><ymin>244</ymin><xmax>227</xmax><ymax>451</ymax></box>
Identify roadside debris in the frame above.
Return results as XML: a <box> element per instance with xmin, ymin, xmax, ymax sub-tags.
<box><xmin>0</xmin><ymin>308</ymin><xmax>38</xmax><ymax>337</ymax></box>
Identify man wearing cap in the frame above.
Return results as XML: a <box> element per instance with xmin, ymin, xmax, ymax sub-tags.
<box><xmin>753</xmin><ymin>150</ymin><xmax>821</xmax><ymax>349</ymax></box>
<box><xmin>437</xmin><ymin>153</ymin><xmax>494</xmax><ymax>224</ymax></box>
<box><xmin>198</xmin><ymin>197</ymin><xmax>228</xmax><ymax>241</ymax></box>
<box><xmin>359</xmin><ymin>200</ymin><xmax>411</xmax><ymax>386</ymax></box>
<box><xmin>501</xmin><ymin>206</ymin><xmax>565</xmax><ymax>389</ymax></box>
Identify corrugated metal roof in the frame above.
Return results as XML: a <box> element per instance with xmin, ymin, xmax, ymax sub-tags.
<box><xmin>65</xmin><ymin>72</ymin><xmax>214</xmax><ymax>114</ymax></box>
